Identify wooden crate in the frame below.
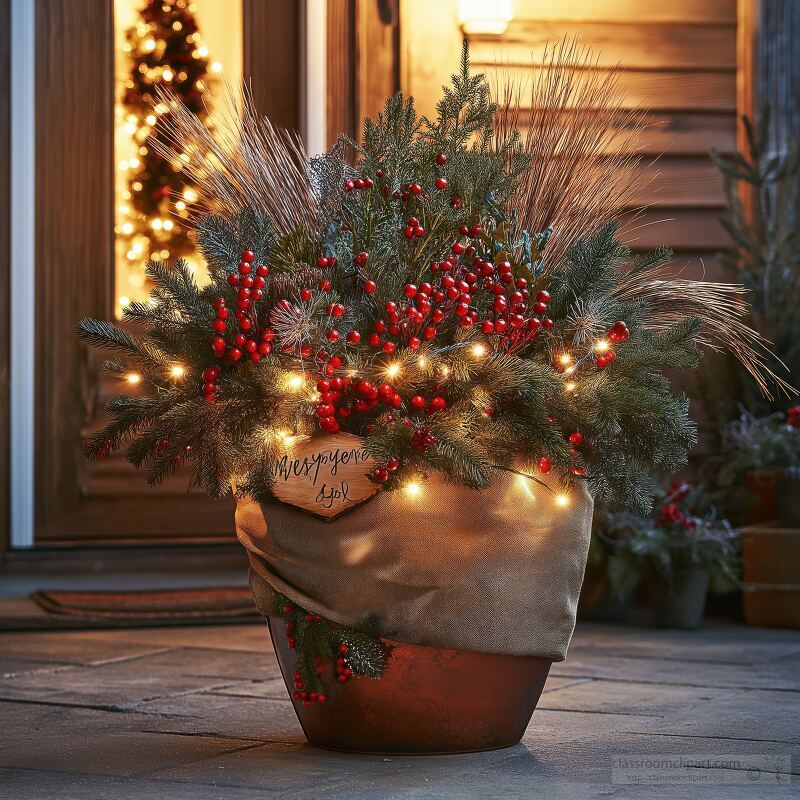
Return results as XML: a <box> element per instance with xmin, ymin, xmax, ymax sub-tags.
<box><xmin>742</xmin><ymin>525</ymin><xmax>800</xmax><ymax>628</ymax></box>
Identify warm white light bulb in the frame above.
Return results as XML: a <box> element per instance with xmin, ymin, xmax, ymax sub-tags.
<box><xmin>594</xmin><ymin>339</ymin><xmax>610</xmax><ymax>353</ymax></box>
<box><xmin>559</xmin><ymin>353</ymin><xmax>572</xmax><ymax>366</ymax></box>
<box><xmin>471</xmin><ymin>343</ymin><xmax>486</xmax><ymax>358</ymax></box>
<box><xmin>565</xmin><ymin>382</ymin><xmax>577</xmax><ymax>393</ymax></box>
<box><xmin>555</xmin><ymin>494</ymin><xmax>570</xmax><ymax>508</ymax></box>
<box><xmin>170</xmin><ymin>365</ymin><xmax>185</xmax><ymax>379</ymax></box>
<box><xmin>288</xmin><ymin>374</ymin><xmax>304</xmax><ymax>390</ymax></box>
<box><xmin>386</xmin><ymin>363</ymin><xmax>401</xmax><ymax>379</ymax></box>
<box><xmin>126</xmin><ymin>372</ymin><xmax>141</xmax><ymax>385</ymax></box>
<box><xmin>405</xmin><ymin>481</ymin><xmax>422</xmax><ymax>498</ymax></box>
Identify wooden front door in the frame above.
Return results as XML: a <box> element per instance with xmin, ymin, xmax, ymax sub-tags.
<box><xmin>33</xmin><ymin>0</ymin><xmax>300</xmax><ymax>544</ymax></box>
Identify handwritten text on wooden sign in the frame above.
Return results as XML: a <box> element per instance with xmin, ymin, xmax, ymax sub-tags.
<box><xmin>270</xmin><ymin>433</ymin><xmax>380</xmax><ymax>518</ymax></box>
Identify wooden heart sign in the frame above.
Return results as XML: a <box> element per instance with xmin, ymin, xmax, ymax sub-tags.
<box><xmin>270</xmin><ymin>433</ymin><xmax>380</xmax><ymax>519</ymax></box>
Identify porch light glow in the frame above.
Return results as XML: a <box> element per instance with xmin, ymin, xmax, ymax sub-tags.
<box><xmin>458</xmin><ymin>0</ymin><xmax>513</xmax><ymax>35</ymax></box>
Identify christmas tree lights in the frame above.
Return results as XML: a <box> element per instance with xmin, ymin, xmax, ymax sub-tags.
<box><xmin>115</xmin><ymin>0</ymin><xmax>220</xmax><ymax>312</ymax></box>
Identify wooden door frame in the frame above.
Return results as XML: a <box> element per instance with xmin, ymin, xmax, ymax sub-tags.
<box><xmin>5</xmin><ymin>0</ymin><xmax>399</xmax><ymax>549</ymax></box>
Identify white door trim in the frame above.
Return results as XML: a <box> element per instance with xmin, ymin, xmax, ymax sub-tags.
<box><xmin>301</xmin><ymin>0</ymin><xmax>327</xmax><ymax>157</ymax></box>
<box><xmin>9</xmin><ymin>0</ymin><xmax>36</xmax><ymax>548</ymax></box>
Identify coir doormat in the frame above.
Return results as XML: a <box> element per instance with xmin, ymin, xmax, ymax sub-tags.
<box><xmin>20</xmin><ymin>587</ymin><xmax>260</xmax><ymax>629</ymax></box>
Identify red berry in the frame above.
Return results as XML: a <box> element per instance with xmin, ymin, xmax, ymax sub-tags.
<box><xmin>536</xmin><ymin>290</ymin><xmax>551</xmax><ymax>304</ymax></box>
<box><xmin>364</xmin><ymin>280</ymin><xmax>377</xmax><ymax>294</ymax></box>
<box><xmin>435</xmin><ymin>177</ymin><xmax>448</xmax><ymax>190</ymax></box>
<box><xmin>372</xmin><ymin>468</ymin><xmax>389</xmax><ymax>483</ymax></box>
<box><xmin>300</xmin><ymin>288</ymin><xmax>312</xmax><ymax>301</ymax></box>
<box><xmin>327</xmin><ymin>329</ymin><xmax>340</xmax><ymax>343</ymax></box>
<box><xmin>404</xmin><ymin>284</ymin><xmax>417</xmax><ymax>298</ymax></box>
<box><xmin>429</xmin><ymin>396</ymin><xmax>447</xmax><ymax>412</ymax></box>
<box><xmin>316</xmin><ymin>256</ymin><xmax>329</xmax><ymax>268</ymax></box>
<box><xmin>227</xmin><ymin>274</ymin><xmax>239</xmax><ymax>287</ymax></box>
<box><xmin>346</xmin><ymin>330</ymin><xmax>361</xmax><ymax>344</ymax></box>
<box><xmin>382</xmin><ymin>341</ymin><xmax>396</xmax><ymax>354</ymax></box>
<box><xmin>410</xmin><ymin>183</ymin><xmax>422</xmax><ymax>195</ymax></box>
<box><xmin>533</xmin><ymin>302</ymin><xmax>547</xmax><ymax>314</ymax></box>
<box><xmin>320</xmin><ymin>279</ymin><xmax>333</xmax><ymax>291</ymax></box>
<box><xmin>241</xmin><ymin>250</ymin><xmax>255</xmax><ymax>263</ymax></box>
<box><xmin>436</xmin><ymin>152</ymin><xmax>447</xmax><ymax>165</ymax></box>
<box><xmin>542</xmin><ymin>318</ymin><xmax>554</xmax><ymax>330</ymax></box>
<box><xmin>410</xmin><ymin>395</ymin><xmax>425</xmax><ymax>410</ymax></box>
<box><xmin>538</xmin><ymin>458</ymin><xmax>552</xmax><ymax>474</ymax></box>
<box><xmin>423</xmin><ymin>326</ymin><xmax>437</xmax><ymax>340</ymax></box>
<box><xmin>213</xmin><ymin>319</ymin><xmax>226</xmax><ymax>332</ymax></box>
<box><xmin>256</xmin><ymin>264</ymin><xmax>269</xmax><ymax>277</ymax></box>
<box><xmin>568</xmin><ymin>432</ymin><xmax>583</xmax><ymax>446</ymax></box>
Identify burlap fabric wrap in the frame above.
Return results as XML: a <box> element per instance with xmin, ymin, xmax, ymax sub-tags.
<box><xmin>236</xmin><ymin>468</ymin><xmax>593</xmax><ymax>662</ymax></box>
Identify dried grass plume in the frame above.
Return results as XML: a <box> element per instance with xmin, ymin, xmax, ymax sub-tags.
<box><xmin>151</xmin><ymin>82</ymin><xmax>319</xmax><ymax>236</ymax></box>
<box><xmin>494</xmin><ymin>38</ymin><xmax>648</xmax><ymax>269</ymax></box>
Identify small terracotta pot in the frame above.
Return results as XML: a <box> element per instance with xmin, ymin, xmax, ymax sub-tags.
<box><xmin>268</xmin><ymin>616</ymin><xmax>552</xmax><ymax>754</ymax></box>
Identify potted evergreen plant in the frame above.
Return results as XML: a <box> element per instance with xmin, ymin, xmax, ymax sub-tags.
<box><xmin>610</xmin><ymin>484</ymin><xmax>740</xmax><ymax>629</ymax></box>
<box><xmin>77</xmin><ymin>45</ymin><xmax>776</xmax><ymax>753</ymax></box>
<box><xmin>715</xmin><ymin>409</ymin><xmax>800</xmax><ymax>523</ymax></box>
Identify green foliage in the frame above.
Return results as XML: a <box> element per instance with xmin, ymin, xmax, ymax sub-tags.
<box><xmin>272</xmin><ymin>593</ymin><xmax>389</xmax><ymax>698</ymax></box>
<box><xmin>701</xmin><ymin>113</ymin><xmax>800</xmax><ymax>430</ymax></box>
<box><xmin>593</xmin><ymin>483</ymin><xmax>740</xmax><ymax>597</ymax></box>
<box><xmin>78</xmin><ymin>51</ymin><xmax>705</xmax><ymax>516</ymax></box>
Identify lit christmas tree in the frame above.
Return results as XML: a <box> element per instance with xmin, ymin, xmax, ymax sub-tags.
<box><xmin>116</xmin><ymin>0</ymin><xmax>219</xmax><ymax>307</ymax></box>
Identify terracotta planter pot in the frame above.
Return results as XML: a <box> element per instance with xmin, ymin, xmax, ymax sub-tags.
<box><xmin>268</xmin><ymin>616</ymin><xmax>552</xmax><ymax>754</ymax></box>
<box><xmin>654</xmin><ymin>568</ymin><xmax>709</xmax><ymax>630</ymax></box>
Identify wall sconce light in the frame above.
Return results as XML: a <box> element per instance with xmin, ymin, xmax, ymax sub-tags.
<box><xmin>458</xmin><ymin>0</ymin><xmax>514</xmax><ymax>35</ymax></box>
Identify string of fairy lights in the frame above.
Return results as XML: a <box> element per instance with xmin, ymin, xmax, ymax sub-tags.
<box><xmin>120</xmin><ymin>329</ymin><xmax>617</xmax><ymax>508</ymax></box>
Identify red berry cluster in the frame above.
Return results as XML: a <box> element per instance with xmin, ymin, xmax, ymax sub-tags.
<box><xmin>411</xmin><ymin>426</ymin><xmax>438</xmax><ymax>452</ymax></box>
<box><xmin>316</xmin><ymin>254</ymin><xmax>337</xmax><ymax>269</ymax></box>
<box><xmin>403</xmin><ymin>216</ymin><xmax>425</xmax><ymax>239</ymax></box>
<box><xmin>370</xmin><ymin>456</ymin><xmax>399</xmax><ymax>483</ymax></box>
<box><xmin>348</xmin><ymin>252</ymin><xmax>554</xmax><ymax>357</ymax></box>
<box><xmin>205</xmin><ymin>250</ymin><xmax>272</xmax><ymax>398</ymax></box>
<box><xmin>608</xmin><ymin>320</ymin><xmax>630</xmax><ymax>342</ymax></box>
<box><xmin>335</xmin><ymin>642</ymin><xmax>353</xmax><ymax>683</ymax></box>
<box><xmin>316</xmin><ymin>376</ymin><xmax>441</xmax><ymax>435</ymax></box>
<box><xmin>344</xmin><ymin>176</ymin><xmax>374</xmax><ymax>192</ymax></box>
<box><xmin>200</xmin><ymin>365</ymin><xmax>220</xmax><ymax>402</ymax></box>
<box><xmin>787</xmin><ymin>406</ymin><xmax>800</xmax><ymax>428</ymax></box>
<box><xmin>597</xmin><ymin>320</ymin><xmax>629</xmax><ymax>369</ymax></box>
<box><xmin>410</xmin><ymin>394</ymin><xmax>446</xmax><ymax>413</ymax></box>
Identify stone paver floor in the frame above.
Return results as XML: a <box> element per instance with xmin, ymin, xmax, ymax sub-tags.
<box><xmin>0</xmin><ymin>621</ymin><xmax>798</xmax><ymax>799</ymax></box>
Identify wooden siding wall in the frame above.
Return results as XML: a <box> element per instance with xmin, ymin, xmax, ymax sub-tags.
<box><xmin>402</xmin><ymin>0</ymin><xmax>737</xmax><ymax>275</ymax></box>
